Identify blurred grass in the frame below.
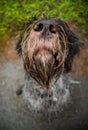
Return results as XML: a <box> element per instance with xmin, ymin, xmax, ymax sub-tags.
<box><xmin>0</xmin><ymin>0</ymin><xmax>88</xmax><ymax>38</ymax></box>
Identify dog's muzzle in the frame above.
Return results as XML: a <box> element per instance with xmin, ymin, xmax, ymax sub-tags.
<box><xmin>22</xmin><ymin>19</ymin><xmax>67</xmax><ymax>89</ymax></box>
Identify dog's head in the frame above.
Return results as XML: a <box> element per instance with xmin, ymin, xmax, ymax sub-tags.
<box><xmin>17</xmin><ymin>18</ymin><xmax>81</xmax><ymax>89</ymax></box>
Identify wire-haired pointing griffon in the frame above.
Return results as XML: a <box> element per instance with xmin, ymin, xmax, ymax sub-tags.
<box><xmin>16</xmin><ymin>18</ymin><xmax>80</xmax><ymax>94</ymax></box>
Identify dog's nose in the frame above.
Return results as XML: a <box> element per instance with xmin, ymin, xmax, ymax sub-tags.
<box><xmin>34</xmin><ymin>20</ymin><xmax>56</xmax><ymax>35</ymax></box>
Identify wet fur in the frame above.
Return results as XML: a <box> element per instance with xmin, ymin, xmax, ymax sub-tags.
<box><xmin>17</xmin><ymin>18</ymin><xmax>81</xmax><ymax>73</ymax></box>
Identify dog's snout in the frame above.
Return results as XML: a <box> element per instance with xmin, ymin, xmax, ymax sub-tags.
<box><xmin>34</xmin><ymin>20</ymin><xmax>56</xmax><ymax>35</ymax></box>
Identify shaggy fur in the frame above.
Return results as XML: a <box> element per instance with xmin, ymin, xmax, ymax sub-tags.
<box><xmin>17</xmin><ymin>19</ymin><xmax>81</xmax><ymax>70</ymax></box>
<box><xmin>16</xmin><ymin>18</ymin><xmax>81</xmax><ymax>88</ymax></box>
<box><xmin>16</xmin><ymin>18</ymin><xmax>81</xmax><ymax>110</ymax></box>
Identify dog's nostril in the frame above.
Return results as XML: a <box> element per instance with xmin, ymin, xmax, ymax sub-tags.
<box><xmin>49</xmin><ymin>25</ymin><xmax>56</xmax><ymax>33</ymax></box>
<box><xmin>34</xmin><ymin>23</ymin><xmax>43</xmax><ymax>32</ymax></box>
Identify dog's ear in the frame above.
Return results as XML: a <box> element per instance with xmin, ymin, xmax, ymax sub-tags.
<box><xmin>56</xmin><ymin>19</ymin><xmax>81</xmax><ymax>73</ymax></box>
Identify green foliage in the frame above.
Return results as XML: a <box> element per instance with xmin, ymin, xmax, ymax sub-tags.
<box><xmin>0</xmin><ymin>0</ymin><xmax>88</xmax><ymax>37</ymax></box>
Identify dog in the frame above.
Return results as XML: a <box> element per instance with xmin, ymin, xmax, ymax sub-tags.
<box><xmin>16</xmin><ymin>18</ymin><xmax>81</xmax><ymax>111</ymax></box>
<box><xmin>0</xmin><ymin>18</ymin><xmax>88</xmax><ymax>130</ymax></box>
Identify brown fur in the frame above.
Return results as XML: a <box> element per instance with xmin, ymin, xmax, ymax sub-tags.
<box><xmin>16</xmin><ymin>18</ymin><xmax>81</xmax><ymax>89</ymax></box>
<box><xmin>22</xmin><ymin>21</ymin><xmax>67</xmax><ymax>89</ymax></box>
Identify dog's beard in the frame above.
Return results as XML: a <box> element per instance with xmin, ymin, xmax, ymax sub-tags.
<box><xmin>22</xmin><ymin>29</ymin><xmax>67</xmax><ymax>89</ymax></box>
<box><xmin>33</xmin><ymin>50</ymin><xmax>54</xmax><ymax>78</ymax></box>
<box><xmin>32</xmin><ymin>51</ymin><xmax>55</xmax><ymax>88</ymax></box>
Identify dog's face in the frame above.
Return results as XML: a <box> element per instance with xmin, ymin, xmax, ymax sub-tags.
<box><xmin>17</xmin><ymin>18</ymin><xmax>81</xmax><ymax>89</ymax></box>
